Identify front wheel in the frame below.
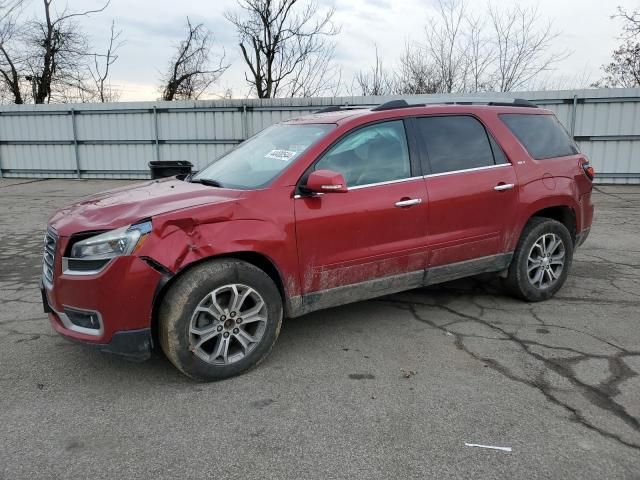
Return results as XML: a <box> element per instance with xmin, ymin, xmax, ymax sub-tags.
<box><xmin>159</xmin><ymin>259</ymin><xmax>283</xmax><ymax>381</ymax></box>
<box><xmin>503</xmin><ymin>217</ymin><xmax>574</xmax><ymax>302</ymax></box>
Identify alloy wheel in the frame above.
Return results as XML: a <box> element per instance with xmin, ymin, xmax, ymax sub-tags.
<box><xmin>189</xmin><ymin>284</ymin><xmax>268</xmax><ymax>365</ymax></box>
<box><xmin>526</xmin><ymin>233</ymin><xmax>566</xmax><ymax>290</ymax></box>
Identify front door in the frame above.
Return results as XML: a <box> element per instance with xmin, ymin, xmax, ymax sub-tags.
<box><xmin>415</xmin><ymin>115</ymin><xmax>519</xmax><ymax>267</ymax></box>
<box><xmin>294</xmin><ymin>120</ymin><xmax>429</xmax><ymax>294</ymax></box>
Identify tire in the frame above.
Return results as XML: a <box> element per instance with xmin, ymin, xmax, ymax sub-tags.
<box><xmin>503</xmin><ymin>217</ymin><xmax>574</xmax><ymax>302</ymax></box>
<box><xmin>159</xmin><ymin>259</ymin><xmax>283</xmax><ymax>381</ymax></box>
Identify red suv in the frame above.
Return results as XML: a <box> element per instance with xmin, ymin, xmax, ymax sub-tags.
<box><xmin>41</xmin><ymin>99</ymin><xmax>595</xmax><ymax>380</ymax></box>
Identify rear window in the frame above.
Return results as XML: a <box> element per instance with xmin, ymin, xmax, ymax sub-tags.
<box><xmin>500</xmin><ymin>113</ymin><xmax>579</xmax><ymax>160</ymax></box>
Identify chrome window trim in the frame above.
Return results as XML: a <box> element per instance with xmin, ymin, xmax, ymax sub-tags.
<box><xmin>293</xmin><ymin>163</ymin><xmax>513</xmax><ymax>197</ymax></box>
<box><xmin>348</xmin><ymin>176</ymin><xmax>423</xmax><ymax>190</ymax></box>
<box><xmin>62</xmin><ymin>257</ymin><xmax>112</xmax><ymax>276</ymax></box>
<box><xmin>423</xmin><ymin>163</ymin><xmax>511</xmax><ymax>179</ymax></box>
<box><xmin>54</xmin><ymin>305</ymin><xmax>104</xmax><ymax>337</ymax></box>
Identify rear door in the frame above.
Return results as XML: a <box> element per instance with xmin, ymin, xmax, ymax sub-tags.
<box><xmin>416</xmin><ymin>115</ymin><xmax>519</xmax><ymax>267</ymax></box>
<box><xmin>294</xmin><ymin>119</ymin><xmax>429</xmax><ymax>294</ymax></box>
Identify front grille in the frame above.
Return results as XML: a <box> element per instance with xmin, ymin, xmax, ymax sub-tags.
<box><xmin>42</xmin><ymin>228</ymin><xmax>58</xmax><ymax>289</ymax></box>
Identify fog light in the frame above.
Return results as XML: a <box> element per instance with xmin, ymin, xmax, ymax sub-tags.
<box><xmin>64</xmin><ymin>307</ymin><xmax>101</xmax><ymax>330</ymax></box>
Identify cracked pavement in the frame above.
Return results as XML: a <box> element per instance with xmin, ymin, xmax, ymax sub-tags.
<box><xmin>0</xmin><ymin>179</ymin><xmax>639</xmax><ymax>479</ymax></box>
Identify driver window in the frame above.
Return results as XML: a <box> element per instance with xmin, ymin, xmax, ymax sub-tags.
<box><xmin>314</xmin><ymin>120</ymin><xmax>411</xmax><ymax>187</ymax></box>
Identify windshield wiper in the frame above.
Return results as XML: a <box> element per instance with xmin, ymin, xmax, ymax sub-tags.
<box><xmin>190</xmin><ymin>178</ymin><xmax>223</xmax><ymax>188</ymax></box>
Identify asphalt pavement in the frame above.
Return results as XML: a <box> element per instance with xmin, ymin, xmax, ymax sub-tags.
<box><xmin>1</xmin><ymin>179</ymin><xmax>639</xmax><ymax>479</ymax></box>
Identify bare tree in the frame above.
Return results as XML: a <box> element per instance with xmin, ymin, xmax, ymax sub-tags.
<box><xmin>20</xmin><ymin>0</ymin><xmax>111</xmax><ymax>104</ymax></box>
<box><xmin>614</xmin><ymin>6</ymin><xmax>640</xmax><ymax>38</ymax></box>
<box><xmin>353</xmin><ymin>45</ymin><xmax>396</xmax><ymax>96</ymax></box>
<box><xmin>0</xmin><ymin>41</ymin><xmax>23</xmax><ymax>103</ymax></box>
<box><xmin>0</xmin><ymin>0</ymin><xmax>20</xmax><ymax>20</ymax></box>
<box><xmin>594</xmin><ymin>40</ymin><xmax>640</xmax><ymax>88</ymax></box>
<box><xmin>395</xmin><ymin>42</ymin><xmax>441</xmax><ymax>94</ymax></box>
<box><xmin>0</xmin><ymin>0</ymin><xmax>25</xmax><ymax>103</ymax></box>
<box><xmin>354</xmin><ymin>0</ymin><xmax>566</xmax><ymax>95</ymax></box>
<box><xmin>488</xmin><ymin>4</ymin><xmax>567</xmax><ymax>92</ymax></box>
<box><xmin>424</xmin><ymin>0</ymin><xmax>470</xmax><ymax>93</ymax></box>
<box><xmin>355</xmin><ymin>1</ymin><xmax>470</xmax><ymax>95</ymax></box>
<box><xmin>534</xmin><ymin>68</ymin><xmax>593</xmax><ymax>91</ymax></box>
<box><xmin>0</xmin><ymin>0</ymin><xmax>119</xmax><ymax>104</ymax></box>
<box><xmin>286</xmin><ymin>43</ymin><xmax>341</xmax><ymax>97</ymax></box>
<box><xmin>160</xmin><ymin>18</ymin><xmax>228</xmax><ymax>101</ymax></box>
<box><xmin>378</xmin><ymin>0</ymin><xmax>484</xmax><ymax>94</ymax></box>
<box><xmin>225</xmin><ymin>0</ymin><xmax>340</xmax><ymax>98</ymax></box>
<box><xmin>464</xmin><ymin>13</ymin><xmax>494</xmax><ymax>92</ymax></box>
<box><xmin>593</xmin><ymin>7</ymin><xmax>640</xmax><ymax>88</ymax></box>
<box><xmin>89</xmin><ymin>20</ymin><xmax>122</xmax><ymax>102</ymax></box>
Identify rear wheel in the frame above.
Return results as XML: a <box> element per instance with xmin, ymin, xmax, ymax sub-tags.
<box><xmin>503</xmin><ymin>217</ymin><xmax>573</xmax><ymax>302</ymax></box>
<box><xmin>159</xmin><ymin>259</ymin><xmax>283</xmax><ymax>381</ymax></box>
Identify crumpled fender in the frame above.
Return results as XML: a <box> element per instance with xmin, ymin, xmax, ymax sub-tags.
<box><xmin>135</xmin><ymin>199</ymin><xmax>300</xmax><ymax>298</ymax></box>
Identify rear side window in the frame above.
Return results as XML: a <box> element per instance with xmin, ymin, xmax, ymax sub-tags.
<box><xmin>489</xmin><ymin>135</ymin><xmax>509</xmax><ymax>164</ymax></box>
<box><xmin>500</xmin><ymin>113</ymin><xmax>579</xmax><ymax>160</ymax></box>
<box><xmin>417</xmin><ymin>116</ymin><xmax>496</xmax><ymax>174</ymax></box>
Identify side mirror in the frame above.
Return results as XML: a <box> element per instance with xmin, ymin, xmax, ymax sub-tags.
<box><xmin>305</xmin><ymin>170</ymin><xmax>348</xmax><ymax>194</ymax></box>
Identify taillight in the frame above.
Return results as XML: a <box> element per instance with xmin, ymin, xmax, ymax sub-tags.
<box><xmin>580</xmin><ymin>159</ymin><xmax>595</xmax><ymax>181</ymax></box>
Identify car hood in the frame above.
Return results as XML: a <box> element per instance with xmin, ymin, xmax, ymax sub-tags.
<box><xmin>49</xmin><ymin>178</ymin><xmax>244</xmax><ymax>235</ymax></box>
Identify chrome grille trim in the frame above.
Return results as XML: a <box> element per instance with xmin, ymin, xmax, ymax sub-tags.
<box><xmin>42</xmin><ymin>227</ymin><xmax>58</xmax><ymax>289</ymax></box>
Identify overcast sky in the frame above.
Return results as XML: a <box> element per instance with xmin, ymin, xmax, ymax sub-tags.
<box><xmin>18</xmin><ymin>0</ymin><xmax>640</xmax><ymax>100</ymax></box>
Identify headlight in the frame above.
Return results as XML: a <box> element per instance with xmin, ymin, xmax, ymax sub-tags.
<box><xmin>70</xmin><ymin>221</ymin><xmax>152</xmax><ymax>260</ymax></box>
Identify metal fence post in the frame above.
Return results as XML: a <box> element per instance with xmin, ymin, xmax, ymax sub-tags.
<box><xmin>242</xmin><ymin>105</ymin><xmax>248</xmax><ymax>140</ymax></box>
<box><xmin>570</xmin><ymin>94</ymin><xmax>578</xmax><ymax>137</ymax></box>
<box><xmin>153</xmin><ymin>106</ymin><xmax>160</xmax><ymax>161</ymax></box>
<box><xmin>0</xmin><ymin>112</ymin><xmax>3</xmax><ymax>179</ymax></box>
<box><xmin>70</xmin><ymin>109</ymin><xmax>81</xmax><ymax>178</ymax></box>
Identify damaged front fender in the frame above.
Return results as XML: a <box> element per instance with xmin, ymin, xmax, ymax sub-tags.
<box><xmin>135</xmin><ymin>196</ymin><xmax>301</xmax><ymax>301</ymax></box>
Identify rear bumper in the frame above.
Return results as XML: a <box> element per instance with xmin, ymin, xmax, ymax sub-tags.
<box><xmin>577</xmin><ymin>190</ymin><xmax>595</xmax><ymax>240</ymax></box>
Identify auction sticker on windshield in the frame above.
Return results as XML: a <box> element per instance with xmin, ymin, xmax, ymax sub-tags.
<box><xmin>265</xmin><ymin>149</ymin><xmax>298</xmax><ymax>161</ymax></box>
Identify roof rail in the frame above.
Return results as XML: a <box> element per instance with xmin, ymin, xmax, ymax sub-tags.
<box><xmin>315</xmin><ymin>106</ymin><xmax>342</xmax><ymax>113</ymax></box>
<box><xmin>371</xmin><ymin>97</ymin><xmax>538</xmax><ymax>111</ymax></box>
<box><xmin>314</xmin><ymin>105</ymin><xmax>370</xmax><ymax>114</ymax></box>
<box><xmin>488</xmin><ymin>98</ymin><xmax>538</xmax><ymax>108</ymax></box>
<box><xmin>371</xmin><ymin>100</ymin><xmax>410</xmax><ymax>111</ymax></box>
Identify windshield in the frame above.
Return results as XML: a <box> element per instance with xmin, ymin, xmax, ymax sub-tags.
<box><xmin>195</xmin><ymin>123</ymin><xmax>334</xmax><ymax>189</ymax></box>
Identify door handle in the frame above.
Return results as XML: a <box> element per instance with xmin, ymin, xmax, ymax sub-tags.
<box><xmin>395</xmin><ymin>198</ymin><xmax>422</xmax><ymax>208</ymax></box>
<box><xmin>494</xmin><ymin>183</ymin><xmax>515</xmax><ymax>191</ymax></box>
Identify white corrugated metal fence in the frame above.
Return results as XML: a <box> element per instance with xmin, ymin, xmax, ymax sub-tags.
<box><xmin>1</xmin><ymin>88</ymin><xmax>639</xmax><ymax>183</ymax></box>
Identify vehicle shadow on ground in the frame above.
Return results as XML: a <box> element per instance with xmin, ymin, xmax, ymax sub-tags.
<box><xmin>51</xmin><ymin>276</ymin><xmax>499</xmax><ymax>387</ymax></box>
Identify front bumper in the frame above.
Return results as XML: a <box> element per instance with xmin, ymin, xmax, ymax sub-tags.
<box><xmin>42</xmin><ymin>289</ymin><xmax>152</xmax><ymax>361</ymax></box>
<box><xmin>42</xmin><ymin>244</ymin><xmax>164</xmax><ymax>359</ymax></box>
